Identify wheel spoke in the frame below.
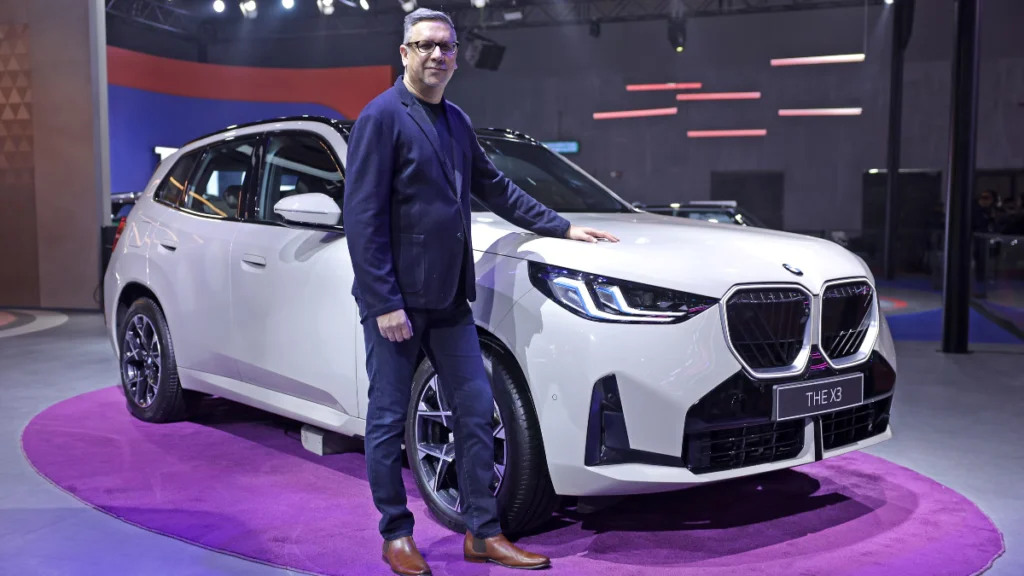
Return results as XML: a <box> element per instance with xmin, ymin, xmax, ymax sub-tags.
<box><xmin>134</xmin><ymin>377</ymin><xmax>149</xmax><ymax>404</ymax></box>
<box><xmin>433</xmin><ymin>453</ymin><xmax>452</xmax><ymax>494</ymax></box>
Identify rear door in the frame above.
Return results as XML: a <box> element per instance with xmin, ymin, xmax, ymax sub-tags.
<box><xmin>148</xmin><ymin>137</ymin><xmax>259</xmax><ymax>380</ymax></box>
<box><xmin>228</xmin><ymin>125</ymin><xmax>360</xmax><ymax>417</ymax></box>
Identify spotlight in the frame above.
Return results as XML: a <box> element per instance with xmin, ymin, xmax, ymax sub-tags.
<box><xmin>213</xmin><ymin>0</ymin><xmax>225</xmax><ymax>12</ymax></box>
<box><xmin>239</xmin><ymin>0</ymin><xmax>257</xmax><ymax>18</ymax></box>
<box><xmin>359</xmin><ymin>0</ymin><xmax>369</xmax><ymax>9</ymax></box>
<box><xmin>282</xmin><ymin>0</ymin><xmax>294</xmax><ymax>8</ymax></box>
<box><xmin>317</xmin><ymin>0</ymin><xmax>334</xmax><ymax>14</ymax></box>
<box><xmin>470</xmin><ymin>0</ymin><xmax>487</xmax><ymax>7</ymax></box>
<box><xmin>400</xmin><ymin>0</ymin><xmax>416</xmax><ymax>12</ymax></box>
<box><xmin>668</xmin><ymin>18</ymin><xmax>686</xmax><ymax>52</ymax></box>
<box><xmin>885</xmin><ymin>0</ymin><xmax>894</xmax><ymax>4</ymax></box>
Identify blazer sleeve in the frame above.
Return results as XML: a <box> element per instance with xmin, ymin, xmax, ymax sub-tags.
<box><xmin>342</xmin><ymin>111</ymin><xmax>405</xmax><ymax>318</ymax></box>
<box><xmin>464</xmin><ymin>117</ymin><xmax>572</xmax><ymax>239</ymax></box>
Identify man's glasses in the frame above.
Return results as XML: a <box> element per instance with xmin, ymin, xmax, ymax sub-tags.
<box><xmin>406</xmin><ymin>40</ymin><xmax>459</xmax><ymax>56</ymax></box>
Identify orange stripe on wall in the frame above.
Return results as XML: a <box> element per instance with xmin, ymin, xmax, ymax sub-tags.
<box><xmin>106</xmin><ymin>47</ymin><xmax>394</xmax><ymax>120</ymax></box>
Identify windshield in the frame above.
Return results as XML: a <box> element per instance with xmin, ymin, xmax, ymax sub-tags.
<box><xmin>472</xmin><ymin>137</ymin><xmax>633</xmax><ymax>213</ymax></box>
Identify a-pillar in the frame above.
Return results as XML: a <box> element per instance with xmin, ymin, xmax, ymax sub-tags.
<box><xmin>0</xmin><ymin>0</ymin><xmax>110</xmax><ymax>310</ymax></box>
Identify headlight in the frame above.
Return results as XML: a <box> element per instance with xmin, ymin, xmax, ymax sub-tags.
<box><xmin>528</xmin><ymin>262</ymin><xmax>718</xmax><ymax>324</ymax></box>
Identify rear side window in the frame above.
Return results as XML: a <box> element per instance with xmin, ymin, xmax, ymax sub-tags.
<box><xmin>154</xmin><ymin>150</ymin><xmax>202</xmax><ymax>206</ymax></box>
<box><xmin>184</xmin><ymin>139</ymin><xmax>258</xmax><ymax>219</ymax></box>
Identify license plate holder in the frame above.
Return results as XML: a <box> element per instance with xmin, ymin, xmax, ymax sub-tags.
<box><xmin>773</xmin><ymin>373</ymin><xmax>864</xmax><ymax>421</ymax></box>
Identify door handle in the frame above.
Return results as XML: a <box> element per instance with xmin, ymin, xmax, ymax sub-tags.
<box><xmin>158</xmin><ymin>240</ymin><xmax>178</xmax><ymax>252</ymax></box>
<box><xmin>242</xmin><ymin>254</ymin><xmax>267</xmax><ymax>268</ymax></box>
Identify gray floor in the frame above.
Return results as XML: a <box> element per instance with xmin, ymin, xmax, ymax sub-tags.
<box><xmin>0</xmin><ymin>313</ymin><xmax>1021</xmax><ymax>575</ymax></box>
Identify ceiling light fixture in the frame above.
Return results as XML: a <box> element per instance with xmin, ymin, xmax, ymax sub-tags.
<box><xmin>778</xmin><ymin>107</ymin><xmax>863</xmax><ymax>116</ymax></box>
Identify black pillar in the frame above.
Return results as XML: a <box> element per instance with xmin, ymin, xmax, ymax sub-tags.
<box><xmin>882</xmin><ymin>2</ymin><xmax>907</xmax><ymax>280</ymax></box>
<box><xmin>941</xmin><ymin>0</ymin><xmax>981</xmax><ymax>354</ymax></box>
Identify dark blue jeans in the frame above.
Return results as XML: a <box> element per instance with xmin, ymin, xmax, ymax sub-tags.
<box><xmin>361</xmin><ymin>299</ymin><xmax>502</xmax><ymax>541</ymax></box>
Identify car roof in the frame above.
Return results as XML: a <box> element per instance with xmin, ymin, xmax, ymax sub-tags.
<box><xmin>184</xmin><ymin>115</ymin><xmax>543</xmax><ymax>148</ymax></box>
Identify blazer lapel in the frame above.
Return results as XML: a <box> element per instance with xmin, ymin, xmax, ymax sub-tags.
<box><xmin>406</xmin><ymin>102</ymin><xmax>459</xmax><ymax>195</ymax></box>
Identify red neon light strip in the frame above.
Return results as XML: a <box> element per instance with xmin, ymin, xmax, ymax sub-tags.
<box><xmin>778</xmin><ymin>107</ymin><xmax>863</xmax><ymax>116</ymax></box>
<box><xmin>593</xmin><ymin>107</ymin><xmax>678</xmax><ymax>120</ymax></box>
<box><xmin>687</xmin><ymin>129</ymin><xmax>767</xmax><ymax>138</ymax></box>
<box><xmin>626</xmin><ymin>82</ymin><xmax>702</xmax><ymax>91</ymax></box>
<box><xmin>770</xmin><ymin>53</ymin><xmax>865</xmax><ymax>67</ymax></box>
<box><xmin>676</xmin><ymin>92</ymin><xmax>761</xmax><ymax>101</ymax></box>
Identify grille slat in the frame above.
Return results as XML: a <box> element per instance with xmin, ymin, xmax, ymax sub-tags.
<box><xmin>820</xmin><ymin>397</ymin><xmax>891</xmax><ymax>450</ymax></box>
<box><xmin>726</xmin><ymin>289</ymin><xmax>810</xmax><ymax>372</ymax></box>
<box><xmin>821</xmin><ymin>282</ymin><xmax>874</xmax><ymax>362</ymax></box>
<box><xmin>686</xmin><ymin>419</ymin><xmax>805</xmax><ymax>474</ymax></box>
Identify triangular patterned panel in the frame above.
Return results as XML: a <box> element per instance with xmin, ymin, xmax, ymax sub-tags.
<box><xmin>0</xmin><ymin>42</ymin><xmax>9</xmax><ymax>56</ymax></box>
<box><xmin>16</xmin><ymin>105</ymin><xmax>29</xmax><ymax>120</ymax></box>
<box><xmin>8</xmin><ymin>89</ymin><xmax>20</xmax><ymax>105</ymax></box>
<box><xmin>0</xmin><ymin>154</ymin><xmax>8</xmax><ymax>171</ymax></box>
<box><xmin>10</xmin><ymin>122</ymin><xmax>22</xmax><ymax>136</ymax></box>
<box><xmin>16</xmin><ymin>73</ymin><xmax>28</xmax><ymax>87</ymax></box>
<box><xmin>0</xmin><ymin>75</ymin><xmax>11</xmax><ymax>88</ymax></box>
<box><xmin>0</xmin><ymin>89</ymin><xmax>6</xmax><ymax>105</ymax></box>
<box><xmin>22</xmin><ymin>89</ymin><xmax>30</xmax><ymax>103</ymax></box>
<box><xmin>18</xmin><ymin>138</ymin><xmax>31</xmax><ymax>152</ymax></box>
<box><xmin>1</xmin><ymin>106</ymin><xmax>12</xmax><ymax>121</ymax></box>
<box><xmin>7</xmin><ymin>57</ymin><xmax>19</xmax><ymax>72</ymax></box>
<box><xmin>3</xmin><ymin>138</ymin><xmax>14</xmax><ymax>153</ymax></box>
<box><xmin>0</xmin><ymin>59</ymin><xmax>5</xmax><ymax>72</ymax></box>
<box><xmin>0</xmin><ymin>123</ymin><xmax>6</xmax><ymax>137</ymax></box>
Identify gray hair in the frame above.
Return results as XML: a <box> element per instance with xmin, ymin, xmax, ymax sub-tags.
<box><xmin>403</xmin><ymin>8</ymin><xmax>456</xmax><ymax>44</ymax></box>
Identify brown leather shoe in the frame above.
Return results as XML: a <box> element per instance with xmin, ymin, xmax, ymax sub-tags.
<box><xmin>381</xmin><ymin>536</ymin><xmax>431</xmax><ymax>575</ymax></box>
<box><xmin>464</xmin><ymin>531</ymin><xmax>551</xmax><ymax>569</ymax></box>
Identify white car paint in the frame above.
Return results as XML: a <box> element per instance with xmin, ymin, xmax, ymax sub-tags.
<box><xmin>104</xmin><ymin>118</ymin><xmax>896</xmax><ymax>501</ymax></box>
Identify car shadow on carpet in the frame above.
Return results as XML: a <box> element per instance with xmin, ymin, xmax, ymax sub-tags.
<box><xmin>184</xmin><ymin>395</ymin><xmax>886</xmax><ymax>564</ymax></box>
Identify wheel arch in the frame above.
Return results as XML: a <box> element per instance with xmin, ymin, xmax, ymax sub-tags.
<box><xmin>115</xmin><ymin>282</ymin><xmax>165</xmax><ymax>340</ymax></box>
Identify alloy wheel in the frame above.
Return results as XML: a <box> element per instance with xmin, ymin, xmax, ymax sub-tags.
<box><xmin>121</xmin><ymin>314</ymin><xmax>162</xmax><ymax>408</ymax></box>
<box><xmin>413</xmin><ymin>374</ymin><xmax>508</xmax><ymax>514</ymax></box>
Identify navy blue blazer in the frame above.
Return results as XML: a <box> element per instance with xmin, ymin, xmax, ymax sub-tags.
<box><xmin>343</xmin><ymin>77</ymin><xmax>571</xmax><ymax>320</ymax></box>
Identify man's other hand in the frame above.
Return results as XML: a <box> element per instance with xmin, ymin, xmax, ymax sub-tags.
<box><xmin>378</xmin><ymin>309</ymin><xmax>413</xmax><ymax>342</ymax></box>
<box><xmin>566</xmin><ymin>225</ymin><xmax>620</xmax><ymax>243</ymax></box>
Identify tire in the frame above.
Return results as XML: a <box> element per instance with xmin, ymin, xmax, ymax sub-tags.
<box><xmin>405</xmin><ymin>342</ymin><xmax>559</xmax><ymax>537</ymax></box>
<box><xmin>117</xmin><ymin>297</ymin><xmax>196</xmax><ymax>423</ymax></box>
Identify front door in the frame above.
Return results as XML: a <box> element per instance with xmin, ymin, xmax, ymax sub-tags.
<box><xmin>229</xmin><ymin>127</ymin><xmax>360</xmax><ymax>417</ymax></box>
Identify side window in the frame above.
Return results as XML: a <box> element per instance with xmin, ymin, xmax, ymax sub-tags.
<box><xmin>154</xmin><ymin>150</ymin><xmax>202</xmax><ymax>206</ymax></box>
<box><xmin>183</xmin><ymin>139</ymin><xmax>257</xmax><ymax>219</ymax></box>
<box><xmin>259</xmin><ymin>132</ymin><xmax>345</xmax><ymax>224</ymax></box>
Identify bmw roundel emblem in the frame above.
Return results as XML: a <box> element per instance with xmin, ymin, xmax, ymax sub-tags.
<box><xmin>783</xmin><ymin>263</ymin><xmax>803</xmax><ymax>276</ymax></box>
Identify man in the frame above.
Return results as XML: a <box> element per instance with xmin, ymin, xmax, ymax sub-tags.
<box><xmin>343</xmin><ymin>7</ymin><xmax>618</xmax><ymax>575</ymax></box>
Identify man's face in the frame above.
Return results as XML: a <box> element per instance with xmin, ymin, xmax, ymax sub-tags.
<box><xmin>401</xmin><ymin>20</ymin><xmax>458</xmax><ymax>90</ymax></box>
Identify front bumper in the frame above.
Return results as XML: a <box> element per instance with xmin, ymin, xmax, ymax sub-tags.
<box><xmin>496</xmin><ymin>289</ymin><xmax>896</xmax><ymax>497</ymax></box>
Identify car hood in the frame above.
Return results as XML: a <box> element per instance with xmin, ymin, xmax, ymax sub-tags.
<box><xmin>470</xmin><ymin>211</ymin><xmax>872</xmax><ymax>298</ymax></box>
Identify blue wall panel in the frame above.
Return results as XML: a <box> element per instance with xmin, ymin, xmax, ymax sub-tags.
<box><xmin>109</xmin><ymin>85</ymin><xmax>345</xmax><ymax>193</ymax></box>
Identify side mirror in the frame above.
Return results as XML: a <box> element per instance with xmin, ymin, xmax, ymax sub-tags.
<box><xmin>273</xmin><ymin>193</ymin><xmax>341</xmax><ymax>227</ymax></box>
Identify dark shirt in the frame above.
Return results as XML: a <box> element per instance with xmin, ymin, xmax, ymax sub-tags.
<box><xmin>417</xmin><ymin>98</ymin><xmax>454</xmax><ymax>168</ymax></box>
<box><xmin>417</xmin><ymin>97</ymin><xmax>468</xmax><ymax>305</ymax></box>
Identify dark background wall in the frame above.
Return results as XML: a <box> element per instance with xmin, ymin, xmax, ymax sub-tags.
<box><xmin>107</xmin><ymin>1</ymin><xmax>1024</xmax><ymax>233</ymax></box>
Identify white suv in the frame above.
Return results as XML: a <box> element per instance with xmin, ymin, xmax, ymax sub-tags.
<box><xmin>104</xmin><ymin>116</ymin><xmax>897</xmax><ymax>535</ymax></box>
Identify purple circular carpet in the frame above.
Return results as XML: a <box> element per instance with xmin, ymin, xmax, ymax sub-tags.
<box><xmin>23</xmin><ymin>387</ymin><xmax>1004</xmax><ymax>576</ymax></box>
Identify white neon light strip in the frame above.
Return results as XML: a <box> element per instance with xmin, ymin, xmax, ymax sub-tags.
<box><xmin>626</xmin><ymin>82</ymin><xmax>702</xmax><ymax>91</ymax></box>
<box><xmin>778</xmin><ymin>107</ymin><xmax>863</xmax><ymax>116</ymax></box>
<box><xmin>770</xmin><ymin>53</ymin><xmax>865</xmax><ymax>67</ymax></box>
<box><xmin>593</xmin><ymin>107</ymin><xmax>678</xmax><ymax>120</ymax></box>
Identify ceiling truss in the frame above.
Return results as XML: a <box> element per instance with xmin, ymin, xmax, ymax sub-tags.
<box><xmin>105</xmin><ymin>0</ymin><xmax>885</xmax><ymax>41</ymax></box>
